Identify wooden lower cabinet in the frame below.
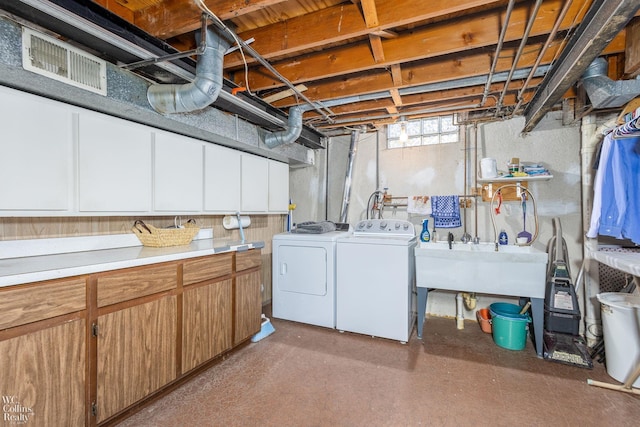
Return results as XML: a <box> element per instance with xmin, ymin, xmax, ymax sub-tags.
<box><xmin>182</xmin><ymin>278</ymin><xmax>233</xmax><ymax>373</ymax></box>
<box><xmin>234</xmin><ymin>269</ymin><xmax>262</xmax><ymax>345</ymax></box>
<box><xmin>0</xmin><ymin>249</ymin><xmax>263</xmax><ymax>426</ymax></box>
<box><xmin>0</xmin><ymin>319</ymin><xmax>86</xmax><ymax>427</ymax></box>
<box><xmin>95</xmin><ymin>295</ymin><xmax>177</xmax><ymax>423</ymax></box>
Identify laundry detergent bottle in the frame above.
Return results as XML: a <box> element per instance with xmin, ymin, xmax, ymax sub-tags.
<box><xmin>499</xmin><ymin>229</ymin><xmax>508</xmax><ymax>245</ymax></box>
<box><xmin>420</xmin><ymin>219</ymin><xmax>431</xmax><ymax>242</ymax></box>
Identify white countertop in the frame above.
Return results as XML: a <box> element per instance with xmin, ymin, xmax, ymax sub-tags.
<box><xmin>0</xmin><ymin>230</ymin><xmax>264</xmax><ymax>287</ymax></box>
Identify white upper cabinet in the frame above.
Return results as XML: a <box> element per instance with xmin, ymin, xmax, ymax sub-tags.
<box><xmin>240</xmin><ymin>154</ymin><xmax>269</xmax><ymax>213</ymax></box>
<box><xmin>0</xmin><ymin>86</ymin><xmax>73</xmax><ymax>211</ymax></box>
<box><xmin>154</xmin><ymin>132</ymin><xmax>203</xmax><ymax>212</ymax></box>
<box><xmin>204</xmin><ymin>144</ymin><xmax>241</xmax><ymax>212</ymax></box>
<box><xmin>78</xmin><ymin>111</ymin><xmax>153</xmax><ymax>212</ymax></box>
<box><xmin>268</xmin><ymin>160</ymin><xmax>289</xmax><ymax>213</ymax></box>
<box><xmin>0</xmin><ymin>87</ymin><xmax>292</xmax><ymax>216</ymax></box>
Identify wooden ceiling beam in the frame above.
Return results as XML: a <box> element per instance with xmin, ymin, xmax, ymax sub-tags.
<box><xmin>360</xmin><ymin>0</ymin><xmax>379</xmax><ymax>28</ymax></box>
<box><xmin>272</xmin><ymin>33</ymin><xmax>625</xmax><ymax>109</ymax></box>
<box><xmin>132</xmin><ymin>0</ymin><xmax>288</xmax><ymax>39</ymax></box>
<box><xmin>222</xmin><ymin>0</ymin><xmax>510</xmax><ymax>68</ymax></box>
<box><xmin>389</xmin><ymin>88</ymin><xmax>402</xmax><ymax>106</ymax></box>
<box><xmin>369</xmin><ymin>34</ymin><xmax>385</xmax><ymax>63</ymax></box>
<box><xmin>232</xmin><ymin>0</ymin><xmax>590</xmax><ymax>91</ymax></box>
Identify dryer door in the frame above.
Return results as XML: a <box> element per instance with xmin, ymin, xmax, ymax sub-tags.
<box><xmin>276</xmin><ymin>245</ymin><xmax>327</xmax><ymax>295</ymax></box>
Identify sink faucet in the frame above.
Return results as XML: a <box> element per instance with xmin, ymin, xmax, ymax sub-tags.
<box><xmin>448</xmin><ymin>232</ymin><xmax>454</xmax><ymax>249</ymax></box>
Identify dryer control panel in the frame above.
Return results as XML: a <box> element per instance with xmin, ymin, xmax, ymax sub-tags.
<box><xmin>353</xmin><ymin>219</ymin><xmax>415</xmax><ymax>236</ymax></box>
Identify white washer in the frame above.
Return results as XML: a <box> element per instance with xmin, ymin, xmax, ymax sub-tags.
<box><xmin>336</xmin><ymin>219</ymin><xmax>417</xmax><ymax>342</ymax></box>
<box><xmin>272</xmin><ymin>230</ymin><xmax>351</xmax><ymax>328</ymax></box>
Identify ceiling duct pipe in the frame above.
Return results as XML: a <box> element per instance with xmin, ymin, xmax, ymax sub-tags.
<box><xmin>581</xmin><ymin>57</ymin><xmax>640</xmax><ymax>109</ymax></box>
<box><xmin>147</xmin><ymin>27</ymin><xmax>230</xmax><ymax>113</ymax></box>
<box><xmin>264</xmin><ymin>106</ymin><xmax>304</xmax><ymax>148</ymax></box>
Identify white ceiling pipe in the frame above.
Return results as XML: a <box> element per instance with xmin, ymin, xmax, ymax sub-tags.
<box><xmin>147</xmin><ymin>27</ymin><xmax>230</xmax><ymax>113</ymax></box>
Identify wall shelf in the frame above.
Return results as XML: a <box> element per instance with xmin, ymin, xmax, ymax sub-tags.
<box><xmin>477</xmin><ymin>174</ymin><xmax>553</xmax><ymax>183</ymax></box>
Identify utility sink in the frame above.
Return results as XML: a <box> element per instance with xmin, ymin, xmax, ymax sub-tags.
<box><xmin>414</xmin><ymin>241</ymin><xmax>548</xmax><ymax>357</ymax></box>
<box><xmin>415</xmin><ymin>241</ymin><xmax>548</xmax><ymax>297</ymax></box>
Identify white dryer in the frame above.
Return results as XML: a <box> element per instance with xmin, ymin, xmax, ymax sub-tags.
<box><xmin>272</xmin><ymin>230</ymin><xmax>351</xmax><ymax>328</ymax></box>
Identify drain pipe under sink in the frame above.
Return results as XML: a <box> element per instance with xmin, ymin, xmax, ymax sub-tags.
<box><xmin>456</xmin><ymin>293</ymin><xmax>465</xmax><ymax>329</ymax></box>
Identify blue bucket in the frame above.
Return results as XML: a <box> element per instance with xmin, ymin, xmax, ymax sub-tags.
<box><xmin>489</xmin><ymin>303</ymin><xmax>531</xmax><ymax>351</ymax></box>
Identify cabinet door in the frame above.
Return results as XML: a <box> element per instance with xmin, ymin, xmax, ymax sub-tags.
<box><xmin>0</xmin><ymin>86</ymin><xmax>73</xmax><ymax>211</ymax></box>
<box><xmin>182</xmin><ymin>279</ymin><xmax>232</xmax><ymax>373</ymax></box>
<box><xmin>154</xmin><ymin>132</ymin><xmax>203</xmax><ymax>212</ymax></box>
<box><xmin>0</xmin><ymin>319</ymin><xmax>85</xmax><ymax>427</ymax></box>
<box><xmin>241</xmin><ymin>154</ymin><xmax>268</xmax><ymax>212</ymax></box>
<box><xmin>234</xmin><ymin>270</ymin><xmax>262</xmax><ymax>345</ymax></box>
<box><xmin>204</xmin><ymin>144</ymin><xmax>241</xmax><ymax>212</ymax></box>
<box><xmin>96</xmin><ymin>295</ymin><xmax>177</xmax><ymax>423</ymax></box>
<box><xmin>78</xmin><ymin>111</ymin><xmax>152</xmax><ymax>212</ymax></box>
<box><xmin>268</xmin><ymin>160</ymin><xmax>289</xmax><ymax>212</ymax></box>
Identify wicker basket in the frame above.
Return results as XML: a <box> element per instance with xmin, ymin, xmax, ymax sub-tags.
<box><xmin>132</xmin><ymin>220</ymin><xmax>200</xmax><ymax>248</ymax></box>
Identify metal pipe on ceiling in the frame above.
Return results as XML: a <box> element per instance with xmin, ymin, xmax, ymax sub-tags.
<box><xmin>147</xmin><ymin>26</ymin><xmax>229</xmax><ymax>114</ymax></box>
<box><xmin>495</xmin><ymin>0</ymin><xmax>544</xmax><ymax>113</ymax></box>
<box><xmin>304</xmin><ymin>65</ymin><xmax>551</xmax><ymax>126</ymax></box>
<box><xmin>511</xmin><ymin>0</ymin><xmax>575</xmax><ymax>116</ymax></box>
<box><xmin>481</xmin><ymin>0</ymin><xmax>516</xmax><ymax>106</ymax></box>
<box><xmin>16</xmin><ymin>0</ymin><xmax>289</xmax><ymax>128</ymax></box>
<box><xmin>193</xmin><ymin>2</ymin><xmax>334</xmax><ymax>123</ymax></box>
<box><xmin>523</xmin><ymin>0</ymin><xmax>640</xmax><ymax>133</ymax></box>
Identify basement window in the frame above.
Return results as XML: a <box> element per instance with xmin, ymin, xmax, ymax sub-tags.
<box><xmin>387</xmin><ymin>114</ymin><xmax>461</xmax><ymax>148</ymax></box>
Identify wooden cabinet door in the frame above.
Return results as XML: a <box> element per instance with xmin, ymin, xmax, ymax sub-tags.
<box><xmin>96</xmin><ymin>295</ymin><xmax>177</xmax><ymax>423</ymax></box>
<box><xmin>234</xmin><ymin>270</ymin><xmax>262</xmax><ymax>345</ymax></box>
<box><xmin>0</xmin><ymin>319</ymin><xmax>85</xmax><ymax>427</ymax></box>
<box><xmin>182</xmin><ymin>279</ymin><xmax>233</xmax><ymax>373</ymax></box>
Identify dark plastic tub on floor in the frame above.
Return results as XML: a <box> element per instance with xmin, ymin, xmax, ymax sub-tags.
<box><xmin>490</xmin><ymin>303</ymin><xmax>531</xmax><ymax>351</ymax></box>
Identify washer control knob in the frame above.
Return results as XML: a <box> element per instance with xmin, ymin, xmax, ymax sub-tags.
<box><xmin>366</xmin><ymin>221</ymin><xmax>373</xmax><ymax>229</ymax></box>
<box><xmin>380</xmin><ymin>221</ymin><xmax>387</xmax><ymax>229</ymax></box>
<box><xmin>395</xmin><ymin>222</ymin><xmax>401</xmax><ymax>230</ymax></box>
<box><xmin>403</xmin><ymin>223</ymin><xmax>409</xmax><ymax>230</ymax></box>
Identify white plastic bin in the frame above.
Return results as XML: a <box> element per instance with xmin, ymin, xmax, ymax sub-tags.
<box><xmin>597</xmin><ymin>293</ymin><xmax>640</xmax><ymax>387</ymax></box>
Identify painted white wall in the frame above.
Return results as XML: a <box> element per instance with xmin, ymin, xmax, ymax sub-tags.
<box><xmin>290</xmin><ymin>111</ymin><xmax>583</xmax><ymax>320</ymax></box>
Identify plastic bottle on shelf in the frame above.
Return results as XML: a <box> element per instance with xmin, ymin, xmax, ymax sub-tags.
<box><xmin>499</xmin><ymin>229</ymin><xmax>508</xmax><ymax>245</ymax></box>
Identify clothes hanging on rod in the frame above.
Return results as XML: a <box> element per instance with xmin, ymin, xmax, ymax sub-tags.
<box><xmin>587</xmin><ymin>128</ymin><xmax>640</xmax><ymax>244</ymax></box>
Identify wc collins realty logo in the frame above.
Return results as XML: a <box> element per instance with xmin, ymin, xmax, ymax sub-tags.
<box><xmin>2</xmin><ymin>396</ymin><xmax>33</xmax><ymax>424</ymax></box>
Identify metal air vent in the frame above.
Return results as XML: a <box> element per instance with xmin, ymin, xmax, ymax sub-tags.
<box><xmin>22</xmin><ymin>28</ymin><xmax>107</xmax><ymax>95</ymax></box>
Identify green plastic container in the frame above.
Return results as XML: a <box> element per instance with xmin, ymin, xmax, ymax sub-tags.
<box><xmin>489</xmin><ymin>303</ymin><xmax>531</xmax><ymax>351</ymax></box>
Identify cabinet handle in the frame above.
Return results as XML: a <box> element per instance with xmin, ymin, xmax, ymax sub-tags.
<box><xmin>280</xmin><ymin>263</ymin><xmax>287</xmax><ymax>275</ymax></box>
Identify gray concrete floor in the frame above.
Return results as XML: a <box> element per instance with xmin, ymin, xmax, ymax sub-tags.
<box><xmin>116</xmin><ymin>313</ymin><xmax>639</xmax><ymax>426</ymax></box>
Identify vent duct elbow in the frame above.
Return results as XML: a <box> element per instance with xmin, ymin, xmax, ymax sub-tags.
<box><xmin>582</xmin><ymin>57</ymin><xmax>640</xmax><ymax>109</ymax></box>
<box><xmin>147</xmin><ymin>27</ymin><xmax>230</xmax><ymax>114</ymax></box>
<box><xmin>264</xmin><ymin>106</ymin><xmax>304</xmax><ymax>148</ymax></box>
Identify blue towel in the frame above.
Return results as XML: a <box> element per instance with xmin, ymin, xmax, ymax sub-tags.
<box><xmin>431</xmin><ymin>195</ymin><xmax>461</xmax><ymax>228</ymax></box>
